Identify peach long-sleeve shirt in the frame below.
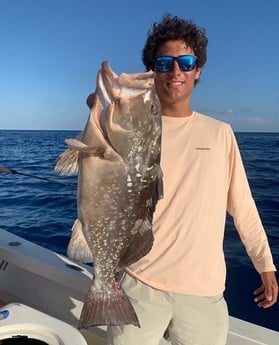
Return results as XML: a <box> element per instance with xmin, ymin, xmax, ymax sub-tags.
<box><xmin>127</xmin><ymin>112</ymin><xmax>276</xmax><ymax>296</ymax></box>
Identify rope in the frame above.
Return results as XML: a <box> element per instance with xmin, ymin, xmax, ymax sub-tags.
<box><xmin>0</xmin><ymin>166</ymin><xmax>76</xmax><ymax>187</ymax></box>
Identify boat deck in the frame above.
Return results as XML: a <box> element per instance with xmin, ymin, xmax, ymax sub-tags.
<box><xmin>1</xmin><ymin>228</ymin><xmax>278</xmax><ymax>345</ymax></box>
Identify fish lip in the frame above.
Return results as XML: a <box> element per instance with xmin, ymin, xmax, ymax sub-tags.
<box><xmin>101</xmin><ymin>62</ymin><xmax>121</xmax><ymax>102</ymax></box>
<box><xmin>118</xmin><ymin>70</ymin><xmax>155</xmax><ymax>91</ymax></box>
<box><xmin>97</xmin><ymin>65</ymin><xmax>113</xmax><ymax>107</ymax></box>
<box><xmin>98</xmin><ymin>62</ymin><xmax>156</xmax><ymax>106</ymax></box>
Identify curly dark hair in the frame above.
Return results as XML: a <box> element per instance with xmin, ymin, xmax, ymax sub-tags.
<box><xmin>142</xmin><ymin>14</ymin><xmax>208</xmax><ymax>71</ymax></box>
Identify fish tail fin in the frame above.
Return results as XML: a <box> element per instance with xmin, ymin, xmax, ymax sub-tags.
<box><xmin>78</xmin><ymin>283</ymin><xmax>140</xmax><ymax>328</ymax></box>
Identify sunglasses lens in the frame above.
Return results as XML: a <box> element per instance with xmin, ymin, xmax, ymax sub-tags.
<box><xmin>178</xmin><ymin>55</ymin><xmax>197</xmax><ymax>71</ymax></box>
<box><xmin>154</xmin><ymin>56</ymin><xmax>174</xmax><ymax>72</ymax></box>
<box><xmin>154</xmin><ymin>55</ymin><xmax>197</xmax><ymax>72</ymax></box>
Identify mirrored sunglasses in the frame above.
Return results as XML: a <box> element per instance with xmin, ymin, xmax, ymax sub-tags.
<box><xmin>154</xmin><ymin>55</ymin><xmax>197</xmax><ymax>73</ymax></box>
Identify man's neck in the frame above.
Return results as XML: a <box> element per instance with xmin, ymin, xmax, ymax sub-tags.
<box><xmin>162</xmin><ymin>104</ymin><xmax>193</xmax><ymax>118</ymax></box>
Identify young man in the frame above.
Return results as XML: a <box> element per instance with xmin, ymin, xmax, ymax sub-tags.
<box><xmin>107</xmin><ymin>14</ymin><xmax>278</xmax><ymax>345</ymax></box>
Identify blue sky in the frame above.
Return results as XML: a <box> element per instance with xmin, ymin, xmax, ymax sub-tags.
<box><xmin>1</xmin><ymin>0</ymin><xmax>278</xmax><ymax>132</ymax></box>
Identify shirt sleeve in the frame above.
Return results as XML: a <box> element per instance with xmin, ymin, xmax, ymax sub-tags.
<box><xmin>226</xmin><ymin>128</ymin><xmax>276</xmax><ymax>273</ymax></box>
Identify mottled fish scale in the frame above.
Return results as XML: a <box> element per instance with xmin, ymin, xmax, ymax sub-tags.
<box><xmin>54</xmin><ymin>61</ymin><xmax>162</xmax><ymax>328</ymax></box>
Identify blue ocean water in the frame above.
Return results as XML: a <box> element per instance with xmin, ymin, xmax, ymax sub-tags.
<box><xmin>0</xmin><ymin>130</ymin><xmax>278</xmax><ymax>331</ymax></box>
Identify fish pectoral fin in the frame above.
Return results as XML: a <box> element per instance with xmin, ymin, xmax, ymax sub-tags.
<box><xmin>54</xmin><ymin>148</ymin><xmax>79</xmax><ymax>176</ymax></box>
<box><xmin>78</xmin><ymin>283</ymin><xmax>140</xmax><ymax>328</ymax></box>
<box><xmin>65</xmin><ymin>138</ymin><xmax>122</xmax><ymax>162</ymax></box>
<box><xmin>65</xmin><ymin>138</ymin><xmax>92</xmax><ymax>151</ymax></box>
<box><xmin>67</xmin><ymin>219</ymin><xmax>93</xmax><ymax>263</ymax></box>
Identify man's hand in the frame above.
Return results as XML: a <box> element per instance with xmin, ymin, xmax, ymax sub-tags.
<box><xmin>253</xmin><ymin>271</ymin><xmax>278</xmax><ymax>308</ymax></box>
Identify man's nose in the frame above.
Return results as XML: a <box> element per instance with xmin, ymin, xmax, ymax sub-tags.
<box><xmin>171</xmin><ymin>60</ymin><xmax>182</xmax><ymax>74</ymax></box>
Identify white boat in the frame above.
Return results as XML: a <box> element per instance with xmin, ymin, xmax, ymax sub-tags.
<box><xmin>0</xmin><ymin>228</ymin><xmax>278</xmax><ymax>345</ymax></box>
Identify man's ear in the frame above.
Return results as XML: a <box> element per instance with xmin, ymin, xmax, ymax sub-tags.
<box><xmin>195</xmin><ymin>68</ymin><xmax>201</xmax><ymax>81</ymax></box>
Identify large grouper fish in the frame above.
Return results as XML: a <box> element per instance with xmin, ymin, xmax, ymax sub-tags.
<box><xmin>54</xmin><ymin>61</ymin><xmax>163</xmax><ymax>328</ymax></box>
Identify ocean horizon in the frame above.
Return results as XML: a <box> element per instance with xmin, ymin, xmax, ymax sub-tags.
<box><xmin>0</xmin><ymin>129</ymin><xmax>278</xmax><ymax>331</ymax></box>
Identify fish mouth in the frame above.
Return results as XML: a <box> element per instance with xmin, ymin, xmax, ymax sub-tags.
<box><xmin>97</xmin><ymin>62</ymin><xmax>155</xmax><ymax>107</ymax></box>
<box><xmin>92</xmin><ymin>62</ymin><xmax>158</xmax><ymax>156</ymax></box>
<box><xmin>97</xmin><ymin>62</ymin><xmax>118</xmax><ymax>108</ymax></box>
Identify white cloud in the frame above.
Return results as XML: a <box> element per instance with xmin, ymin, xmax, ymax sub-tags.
<box><xmin>242</xmin><ymin>116</ymin><xmax>265</xmax><ymax>125</ymax></box>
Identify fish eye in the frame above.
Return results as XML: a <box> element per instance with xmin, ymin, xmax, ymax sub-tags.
<box><xmin>149</xmin><ymin>103</ymin><xmax>158</xmax><ymax>115</ymax></box>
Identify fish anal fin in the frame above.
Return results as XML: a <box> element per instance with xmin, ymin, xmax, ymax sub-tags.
<box><xmin>78</xmin><ymin>283</ymin><xmax>140</xmax><ymax>328</ymax></box>
<box><xmin>67</xmin><ymin>219</ymin><xmax>93</xmax><ymax>263</ymax></box>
